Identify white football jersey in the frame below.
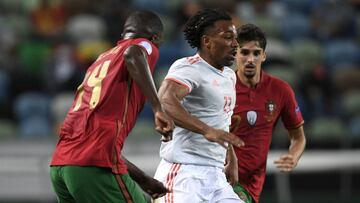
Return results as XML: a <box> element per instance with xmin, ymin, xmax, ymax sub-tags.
<box><xmin>159</xmin><ymin>54</ymin><xmax>236</xmax><ymax>168</ymax></box>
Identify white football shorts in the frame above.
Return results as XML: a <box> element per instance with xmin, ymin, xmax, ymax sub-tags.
<box><xmin>153</xmin><ymin>159</ymin><xmax>243</xmax><ymax>203</ymax></box>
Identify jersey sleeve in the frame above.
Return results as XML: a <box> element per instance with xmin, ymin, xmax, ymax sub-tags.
<box><xmin>165</xmin><ymin>62</ymin><xmax>200</xmax><ymax>93</ymax></box>
<box><xmin>131</xmin><ymin>38</ymin><xmax>159</xmax><ymax>71</ymax></box>
<box><xmin>136</xmin><ymin>40</ymin><xmax>153</xmax><ymax>55</ymax></box>
<box><xmin>280</xmin><ymin>83</ymin><xmax>304</xmax><ymax>129</ymax></box>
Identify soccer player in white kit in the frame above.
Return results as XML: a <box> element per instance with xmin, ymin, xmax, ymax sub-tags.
<box><xmin>154</xmin><ymin>8</ymin><xmax>245</xmax><ymax>203</ymax></box>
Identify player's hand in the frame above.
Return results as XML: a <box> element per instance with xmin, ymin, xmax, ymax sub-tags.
<box><xmin>140</xmin><ymin>177</ymin><xmax>170</xmax><ymax>199</ymax></box>
<box><xmin>203</xmin><ymin>128</ymin><xmax>244</xmax><ymax>148</ymax></box>
<box><xmin>274</xmin><ymin>154</ymin><xmax>298</xmax><ymax>172</ymax></box>
<box><xmin>154</xmin><ymin>111</ymin><xmax>174</xmax><ymax>142</ymax></box>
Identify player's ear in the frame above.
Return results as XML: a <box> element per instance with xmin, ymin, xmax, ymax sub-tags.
<box><xmin>262</xmin><ymin>51</ymin><xmax>266</xmax><ymax>62</ymax></box>
<box><xmin>150</xmin><ymin>34</ymin><xmax>158</xmax><ymax>43</ymax></box>
<box><xmin>202</xmin><ymin>35</ymin><xmax>211</xmax><ymax>49</ymax></box>
<box><xmin>150</xmin><ymin>34</ymin><xmax>162</xmax><ymax>47</ymax></box>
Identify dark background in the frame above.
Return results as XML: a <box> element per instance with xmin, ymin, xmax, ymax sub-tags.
<box><xmin>0</xmin><ymin>0</ymin><xmax>359</xmax><ymax>202</ymax></box>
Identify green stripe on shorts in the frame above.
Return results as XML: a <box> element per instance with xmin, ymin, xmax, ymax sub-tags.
<box><xmin>233</xmin><ymin>182</ymin><xmax>253</xmax><ymax>203</ymax></box>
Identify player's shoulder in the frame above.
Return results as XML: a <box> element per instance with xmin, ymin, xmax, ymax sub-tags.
<box><xmin>172</xmin><ymin>54</ymin><xmax>203</xmax><ymax>67</ymax></box>
<box><xmin>223</xmin><ymin>66</ymin><xmax>236</xmax><ymax>76</ymax></box>
<box><xmin>264</xmin><ymin>71</ymin><xmax>293</xmax><ymax>92</ymax></box>
<box><xmin>126</xmin><ymin>38</ymin><xmax>156</xmax><ymax>55</ymax></box>
<box><xmin>223</xmin><ymin>67</ymin><xmax>236</xmax><ymax>87</ymax></box>
<box><xmin>169</xmin><ymin>56</ymin><xmax>200</xmax><ymax>71</ymax></box>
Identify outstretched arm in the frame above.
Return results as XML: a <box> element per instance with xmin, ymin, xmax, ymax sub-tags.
<box><xmin>124</xmin><ymin>45</ymin><xmax>173</xmax><ymax>140</ymax></box>
<box><xmin>274</xmin><ymin>126</ymin><xmax>306</xmax><ymax>172</ymax></box>
<box><xmin>122</xmin><ymin>156</ymin><xmax>169</xmax><ymax>199</ymax></box>
<box><xmin>158</xmin><ymin>80</ymin><xmax>244</xmax><ymax>148</ymax></box>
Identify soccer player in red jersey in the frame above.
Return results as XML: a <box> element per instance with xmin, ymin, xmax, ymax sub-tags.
<box><xmin>50</xmin><ymin>11</ymin><xmax>174</xmax><ymax>203</ymax></box>
<box><xmin>230</xmin><ymin>24</ymin><xmax>307</xmax><ymax>203</ymax></box>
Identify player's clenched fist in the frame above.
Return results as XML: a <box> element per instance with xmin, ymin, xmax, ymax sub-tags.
<box><xmin>154</xmin><ymin>111</ymin><xmax>174</xmax><ymax>141</ymax></box>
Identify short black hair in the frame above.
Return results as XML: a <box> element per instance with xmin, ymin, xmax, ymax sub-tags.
<box><xmin>183</xmin><ymin>8</ymin><xmax>232</xmax><ymax>49</ymax></box>
<box><xmin>237</xmin><ymin>24</ymin><xmax>267</xmax><ymax>50</ymax></box>
<box><xmin>126</xmin><ymin>10</ymin><xmax>163</xmax><ymax>35</ymax></box>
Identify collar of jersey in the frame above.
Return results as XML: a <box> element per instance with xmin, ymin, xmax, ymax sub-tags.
<box><xmin>236</xmin><ymin>70</ymin><xmax>267</xmax><ymax>92</ymax></box>
<box><xmin>195</xmin><ymin>53</ymin><xmax>226</xmax><ymax>75</ymax></box>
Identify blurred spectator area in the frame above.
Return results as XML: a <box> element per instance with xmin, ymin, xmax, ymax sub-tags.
<box><xmin>0</xmin><ymin>0</ymin><xmax>358</xmax><ymax>142</ymax></box>
<box><xmin>0</xmin><ymin>0</ymin><xmax>358</xmax><ymax>151</ymax></box>
<box><xmin>0</xmin><ymin>0</ymin><xmax>360</xmax><ymax>148</ymax></box>
<box><xmin>0</xmin><ymin>0</ymin><xmax>359</xmax><ymax>202</ymax></box>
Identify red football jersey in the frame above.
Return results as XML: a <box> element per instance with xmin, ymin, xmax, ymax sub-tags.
<box><xmin>50</xmin><ymin>38</ymin><xmax>159</xmax><ymax>174</ymax></box>
<box><xmin>231</xmin><ymin>71</ymin><xmax>304</xmax><ymax>203</ymax></box>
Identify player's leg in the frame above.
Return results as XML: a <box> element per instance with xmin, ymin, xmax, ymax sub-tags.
<box><xmin>233</xmin><ymin>182</ymin><xmax>253</xmax><ymax>203</ymax></box>
<box><xmin>49</xmin><ymin>166</ymin><xmax>76</xmax><ymax>203</ymax></box>
<box><xmin>212</xmin><ymin>190</ymin><xmax>243</xmax><ymax>203</ymax></box>
<box><xmin>211</xmin><ymin>184</ymin><xmax>244</xmax><ymax>203</ymax></box>
<box><xmin>210</xmin><ymin>170</ymin><xmax>243</xmax><ymax>203</ymax></box>
<box><xmin>61</xmin><ymin>165</ymin><xmax>147</xmax><ymax>203</ymax></box>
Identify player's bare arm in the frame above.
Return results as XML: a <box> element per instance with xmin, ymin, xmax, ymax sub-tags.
<box><xmin>122</xmin><ymin>156</ymin><xmax>169</xmax><ymax>199</ymax></box>
<box><xmin>224</xmin><ymin>144</ymin><xmax>239</xmax><ymax>186</ymax></box>
<box><xmin>159</xmin><ymin>80</ymin><xmax>244</xmax><ymax>148</ymax></box>
<box><xmin>124</xmin><ymin>45</ymin><xmax>174</xmax><ymax>138</ymax></box>
<box><xmin>274</xmin><ymin>125</ymin><xmax>306</xmax><ymax>172</ymax></box>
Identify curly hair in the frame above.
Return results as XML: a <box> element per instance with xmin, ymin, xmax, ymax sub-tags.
<box><xmin>237</xmin><ymin>24</ymin><xmax>267</xmax><ymax>50</ymax></box>
<box><xmin>183</xmin><ymin>8</ymin><xmax>232</xmax><ymax>49</ymax></box>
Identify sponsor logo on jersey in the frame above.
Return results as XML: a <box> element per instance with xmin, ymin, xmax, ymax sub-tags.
<box><xmin>247</xmin><ymin>111</ymin><xmax>257</xmax><ymax>126</ymax></box>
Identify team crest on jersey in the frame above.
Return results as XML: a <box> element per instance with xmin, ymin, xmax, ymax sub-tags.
<box><xmin>247</xmin><ymin>111</ymin><xmax>257</xmax><ymax>126</ymax></box>
<box><xmin>266</xmin><ymin>100</ymin><xmax>276</xmax><ymax>114</ymax></box>
<box><xmin>265</xmin><ymin>100</ymin><xmax>276</xmax><ymax>122</ymax></box>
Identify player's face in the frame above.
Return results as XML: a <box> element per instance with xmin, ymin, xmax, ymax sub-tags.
<box><xmin>204</xmin><ymin>20</ymin><xmax>238</xmax><ymax>69</ymax></box>
<box><xmin>236</xmin><ymin>41</ymin><xmax>266</xmax><ymax>78</ymax></box>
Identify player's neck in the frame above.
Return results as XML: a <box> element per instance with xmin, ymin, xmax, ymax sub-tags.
<box><xmin>198</xmin><ymin>52</ymin><xmax>224</xmax><ymax>71</ymax></box>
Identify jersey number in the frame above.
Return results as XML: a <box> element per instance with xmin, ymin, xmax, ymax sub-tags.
<box><xmin>73</xmin><ymin>60</ymin><xmax>111</xmax><ymax>111</ymax></box>
<box><xmin>223</xmin><ymin>96</ymin><xmax>232</xmax><ymax>113</ymax></box>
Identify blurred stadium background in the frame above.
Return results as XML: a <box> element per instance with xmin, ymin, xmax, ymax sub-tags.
<box><xmin>0</xmin><ymin>0</ymin><xmax>359</xmax><ymax>202</ymax></box>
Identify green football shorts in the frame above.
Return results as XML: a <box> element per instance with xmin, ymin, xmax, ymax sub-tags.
<box><xmin>233</xmin><ymin>182</ymin><xmax>253</xmax><ymax>203</ymax></box>
<box><xmin>50</xmin><ymin>165</ymin><xmax>147</xmax><ymax>203</ymax></box>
